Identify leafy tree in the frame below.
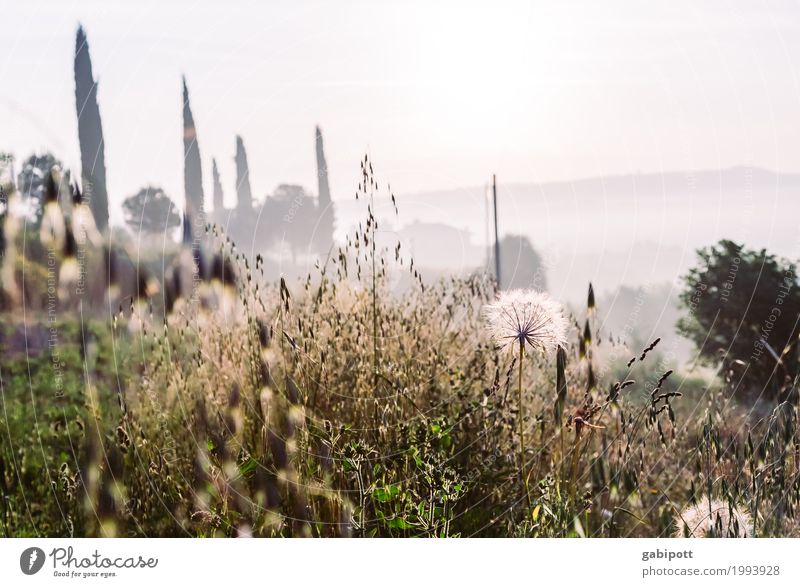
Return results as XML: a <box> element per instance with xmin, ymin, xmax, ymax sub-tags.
<box><xmin>16</xmin><ymin>153</ymin><xmax>70</xmax><ymax>225</ymax></box>
<box><xmin>260</xmin><ymin>184</ymin><xmax>316</xmax><ymax>261</ymax></box>
<box><xmin>678</xmin><ymin>239</ymin><xmax>800</xmax><ymax>399</ymax></box>
<box><xmin>122</xmin><ymin>186</ymin><xmax>181</xmax><ymax>236</ymax></box>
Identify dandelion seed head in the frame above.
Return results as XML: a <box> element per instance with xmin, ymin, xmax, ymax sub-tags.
<box><xmin>674</xmin><ymin>497</ymin><xmax>753</xmax><ymax>537</ymax></box>
<box><xmin>484</xmin><ymin>289</ymin><xmax>568</xmax><ymax>355</ymax></box>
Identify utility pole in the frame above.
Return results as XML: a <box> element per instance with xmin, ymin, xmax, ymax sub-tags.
<box><xmin>492</xmin><ymin>174</ymin><xmax>501</xmax><ymax>288</ymax></box>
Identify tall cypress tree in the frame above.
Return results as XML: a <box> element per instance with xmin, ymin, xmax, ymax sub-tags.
<box><xmin>212</xmin><ymin>158</ymin><xmax>224</xmax><ymax>212</ymax></box>
<box><xmin>315</xmin><ymin>125</ymin><xmax>334</xmax><ymax>252</ymax></box>
<box><xmin>234</xmin><ymin>135</ymin><xmax>252</xmax><ymax>210</ymax></box>
<box><xmin>182</xmin><ymin>76</ymin><xmax>205</xmax><ymax>226</ymax></box>
<box><xmin>74</xmin><ymin>25</ymin><xmax>109</xmax><ymax>231</ymax></box>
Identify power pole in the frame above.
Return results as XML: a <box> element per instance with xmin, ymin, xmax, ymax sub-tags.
<box><xmin>492</xmin><ymin>174</ymin><xmax>501</xmax><ymax>288</ymax></box>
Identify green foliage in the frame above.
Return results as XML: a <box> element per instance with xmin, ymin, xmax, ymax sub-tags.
<box><xmin>678</xmin><ymin>239</ymin><xmax>800</xmax><ymax>399</ymax></box>
<box><xmin>0</xmin><ymin>318</ymin><xmax>125</xmax><ymax>536</ymax></box>
<box><xmin>16</xmin><ymin>153</ymin><xmax>70</xmax><ymax>226</ymax></box>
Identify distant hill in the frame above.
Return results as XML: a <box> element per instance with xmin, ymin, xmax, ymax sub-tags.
<box><xmin>404</xmin><ymin>165</ymin><xmax>800</xmax><ymax>200</ymax></box>
<box><xmin>335</xmin><ymin>165</ymin><xmax>800</xmax><ymax>304</ymax></box>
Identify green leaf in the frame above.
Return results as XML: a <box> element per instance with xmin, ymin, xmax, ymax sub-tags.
<box><xmin>238</xmin><ymin>457</ymin><xmax>258</xmax><ymax>476</ymax></box>
<box><xmin>373</xmin><ymin>484</ymin><xmax>400</xmax><ymax>502</ymax></box>
<box><xmin>388</xmin><ymin>517</ymin><xmax>414</xmax><ymax>530</ymax></box>
<box><xmin>373</xmin><ymin>488</ymin><xmax>392</xmax><ymax>502</ymax></box>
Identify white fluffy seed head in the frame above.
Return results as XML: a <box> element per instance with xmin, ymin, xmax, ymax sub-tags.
<box><xmin>484</xmin><ymin>289</ymin><xmax>569</xmax><ymax>355</ymax></box>
<box><xmin>674</xmin><ymin>497</ymin><xmax>753</xmax><ymax>537</ymax></box>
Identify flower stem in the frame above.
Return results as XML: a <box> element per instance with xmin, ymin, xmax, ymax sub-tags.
<box><xmin>569</xmin><ymin>432</ymin><xmax>581</xmax><ymax>506</ymax></box>
<box><xmin>518</xmin><ymin>342</ymin><xmax>531</xmax><ymax>510</ymax></box>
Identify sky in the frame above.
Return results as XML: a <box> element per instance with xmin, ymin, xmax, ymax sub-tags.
<box><xmin>2</xmin><ymin>0</ymin><xmax>800</xmax><ymax>224</ymax></box>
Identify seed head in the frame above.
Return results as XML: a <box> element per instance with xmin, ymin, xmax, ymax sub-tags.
<box><xmin>674</xmin><ymin>497</ymin><xmax>753</xmax><ymax>537</ymax></box>
<box><xmin>484</xmin><ymin>289</ymin><xmax>568</xmax><ymax>355</ymax></box>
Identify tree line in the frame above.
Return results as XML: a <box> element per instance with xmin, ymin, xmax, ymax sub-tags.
<box><xmin>5</xmin><ymin>25</ymin><xmax>336</xmax><ymax>261</ymax></box>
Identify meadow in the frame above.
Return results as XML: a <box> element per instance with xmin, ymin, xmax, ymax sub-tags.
<box><xmin>1</xmin><ymin>160</ymin><xmax>798</xmax><ymax>539</ymax></box>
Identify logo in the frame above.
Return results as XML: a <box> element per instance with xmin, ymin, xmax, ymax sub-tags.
<box><xmin>20</xmin><ymin>547</ymin><xmax>46</xmax><ymax>575</ymax></box>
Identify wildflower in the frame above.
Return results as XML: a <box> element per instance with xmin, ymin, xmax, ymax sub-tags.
<box><xmin>484</xmin><ymin>289</ymin><xmax>568</xmax><ymax>354</ymax></box>
<box><xmin>484</xmin><ymin>289</ymin><xmax>568</xmax><ymax>508</ymax></box>
<box><xmin>674</xmin><ymin>497</ymin><xmax>753</xmax><ymax>537</ymax></box>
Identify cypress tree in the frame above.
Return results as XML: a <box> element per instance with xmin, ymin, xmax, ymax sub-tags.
<box><xmin>315</xmin><ymin>125</ymin><xmax>334</xmax><ymax>252</ymax></box>
<box><xmin>74</xmin><ymin>25</ymin><xmax>109</xmax><ymax>231</ymax></box>
<box><xmin>181</xmin><ymin>213</ymin><xmax>193</xmax><ymax>245</ymax></box>
<box><xmin>315</xmin><ymin>126</ymin><xmax>331</xmax><ymax>208</ymax></box>
<box><xmin>234</xmin><ymin>135</ymin><xmax>252</xmax><ymax>210</ymax></box>
<box><xmin>182</xmin><ymin>76</ymin><xmax>205</xmax><ymax>227</ymax></box>
<box><xmin>212</xmin><ymin>158</ymin><xmax>224</xmax><ymax>212</ymax></box>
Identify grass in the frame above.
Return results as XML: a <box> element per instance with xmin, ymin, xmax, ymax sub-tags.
<box><xmin>0</xmin><ymin>170</ymin><xmax>799</xmax><ymax>538</ymax></box>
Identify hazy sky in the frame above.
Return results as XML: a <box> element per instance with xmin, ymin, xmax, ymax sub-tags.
<box><xmin>2</xmin><ymin>0</ymin><xmax>799</xmax><ymax>223</ymax></box>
